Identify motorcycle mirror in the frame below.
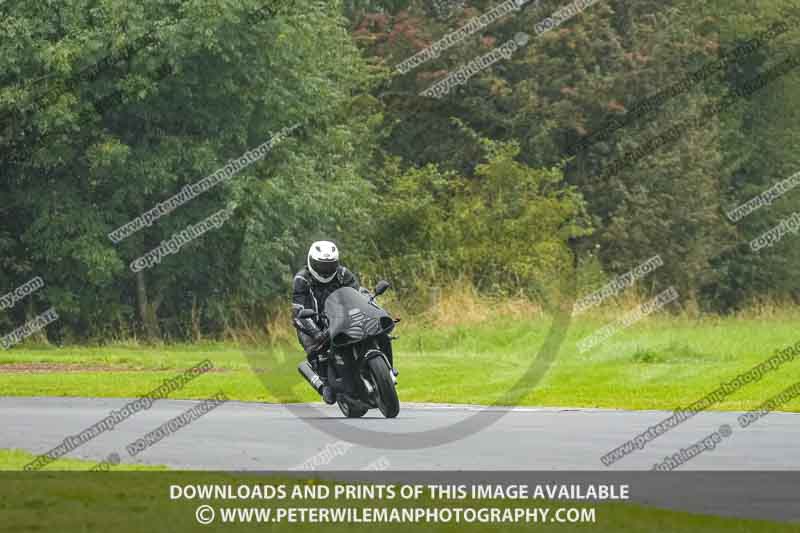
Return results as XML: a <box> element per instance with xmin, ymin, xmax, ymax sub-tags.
<box><xmin>374</xmin><ymin>280</ymin><xmax>391</xmax><ymax>296</ymax></box>
<box><xmin>297</xmin><ymin>308</ymin><xmax>316</xmax><ymax>319</ymax></box>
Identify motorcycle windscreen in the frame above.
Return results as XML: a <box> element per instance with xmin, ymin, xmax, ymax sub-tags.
<box><xmin>324</xmin><ymin>287</ymin><xmax>394</xmax><ymax>347</ymax></box>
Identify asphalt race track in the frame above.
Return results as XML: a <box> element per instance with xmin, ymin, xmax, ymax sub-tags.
<box><xmin>2</xmin><ymin>397</ymin><xmax>799</xmax><ymax>470</ymax></box>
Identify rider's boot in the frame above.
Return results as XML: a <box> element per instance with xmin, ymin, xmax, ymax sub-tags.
<box><xmin>298</xmin><ymin>360</ymin><xmax>336</xmax><ymax>405</ymax></box>
<box><xmin>321</xmin><ymin>385</ymin><xmax>336</xmax><ymax>405</ymax></box>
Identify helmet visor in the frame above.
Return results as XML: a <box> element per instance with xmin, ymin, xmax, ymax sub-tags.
<box><xmin>310</xmin><ymin>258</ymin><xmax>338</xmax><ymax>279</ymax></box>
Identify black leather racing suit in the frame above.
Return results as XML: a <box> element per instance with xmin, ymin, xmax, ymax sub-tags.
<box><xmin>291</xmin><ymin>265</ymin><xmax>360</xmax><ymax>357</ymax></box>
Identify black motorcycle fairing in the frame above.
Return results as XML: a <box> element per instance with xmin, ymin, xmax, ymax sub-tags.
<box><xmin>324</xmin><ymin>287</ymin><xmax>395</xmax><ymax>347</ymax></box>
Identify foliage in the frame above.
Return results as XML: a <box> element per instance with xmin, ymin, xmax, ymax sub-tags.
<box><xmin>1</xmin><ymin>0</ymin><xmax>798</xmax><ymax>342</ymax></box>
<box><xmin>360</xmin><ymin>133</ymin><xmax>590</xmax><ymax>302</ymax></box>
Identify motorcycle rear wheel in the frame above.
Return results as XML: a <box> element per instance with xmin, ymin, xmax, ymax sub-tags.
<box><xmin>337</xmin><ymin>398</ymin><xmax>367</xmax><ymax>418</ymax></box>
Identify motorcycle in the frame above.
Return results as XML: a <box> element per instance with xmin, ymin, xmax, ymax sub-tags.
<box><xmin>297</xmin><ymin>280</ymin><xmax>400</xmax><ymax>418</ymax></box>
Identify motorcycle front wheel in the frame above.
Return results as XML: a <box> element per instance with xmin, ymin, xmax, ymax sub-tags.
<box><xmin>367</xmin><ymin>356</ymin><xmax>399</xmax><ymax>418</ymax></box>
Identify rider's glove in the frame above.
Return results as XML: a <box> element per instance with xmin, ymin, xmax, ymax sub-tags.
<box><xmin>312</xmin><ymin>328</ymin><xmax>329</xmax><ymax>351</ymax></box>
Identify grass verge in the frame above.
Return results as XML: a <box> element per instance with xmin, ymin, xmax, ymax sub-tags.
<box><xmin>0</xmin><ymin>448</ymin><xmax>166</xmax><ymax>471</ymax></box>
<box><xmin>1</xmin><ymin>312</ymin><xmax>798</xmax><ymax>412</ymax></box>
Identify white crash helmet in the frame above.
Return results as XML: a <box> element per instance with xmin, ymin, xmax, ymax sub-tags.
<box><xmin>307</xmin><ymin>240</ymin><xmax>340</xmax><ymax>283</ymax></box>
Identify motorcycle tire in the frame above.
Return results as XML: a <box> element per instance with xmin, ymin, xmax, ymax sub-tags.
<box><xmin>367</xmin><ymin>356</ymin><xmax>399</xmax><ymax>419</ymax></box>
<box><xmin>338</xmin><ymin>399</ymin><xmax>367</xmax><ymax>418</ymax></box>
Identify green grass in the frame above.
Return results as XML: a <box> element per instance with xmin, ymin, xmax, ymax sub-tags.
<box><xmin>0</xmin><ymin>449</ymin><xmax>166</xmax><ymax>471</ymax></box>
<box><xmin>1</xmin><ymin>314</ymin><xmax>798</xmax><ymax>412</ymax></box>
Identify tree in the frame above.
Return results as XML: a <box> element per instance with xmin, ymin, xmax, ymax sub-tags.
<box><xmin>0</xmin><ymin>0</ymin><xmax>376</xmax><ymax>340</ymax></box>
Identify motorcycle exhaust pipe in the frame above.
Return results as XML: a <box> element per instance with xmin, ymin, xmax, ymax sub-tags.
<box><xmin>298</xmin><ymin>361</ymin><xmax>324</xmax><ymax>394</ymax></box>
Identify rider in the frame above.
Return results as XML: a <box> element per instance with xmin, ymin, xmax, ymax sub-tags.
<box><xmin>292</xmin><ymin>240</ymin><xmax>360</xmax><ymax>404</ymax></box>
